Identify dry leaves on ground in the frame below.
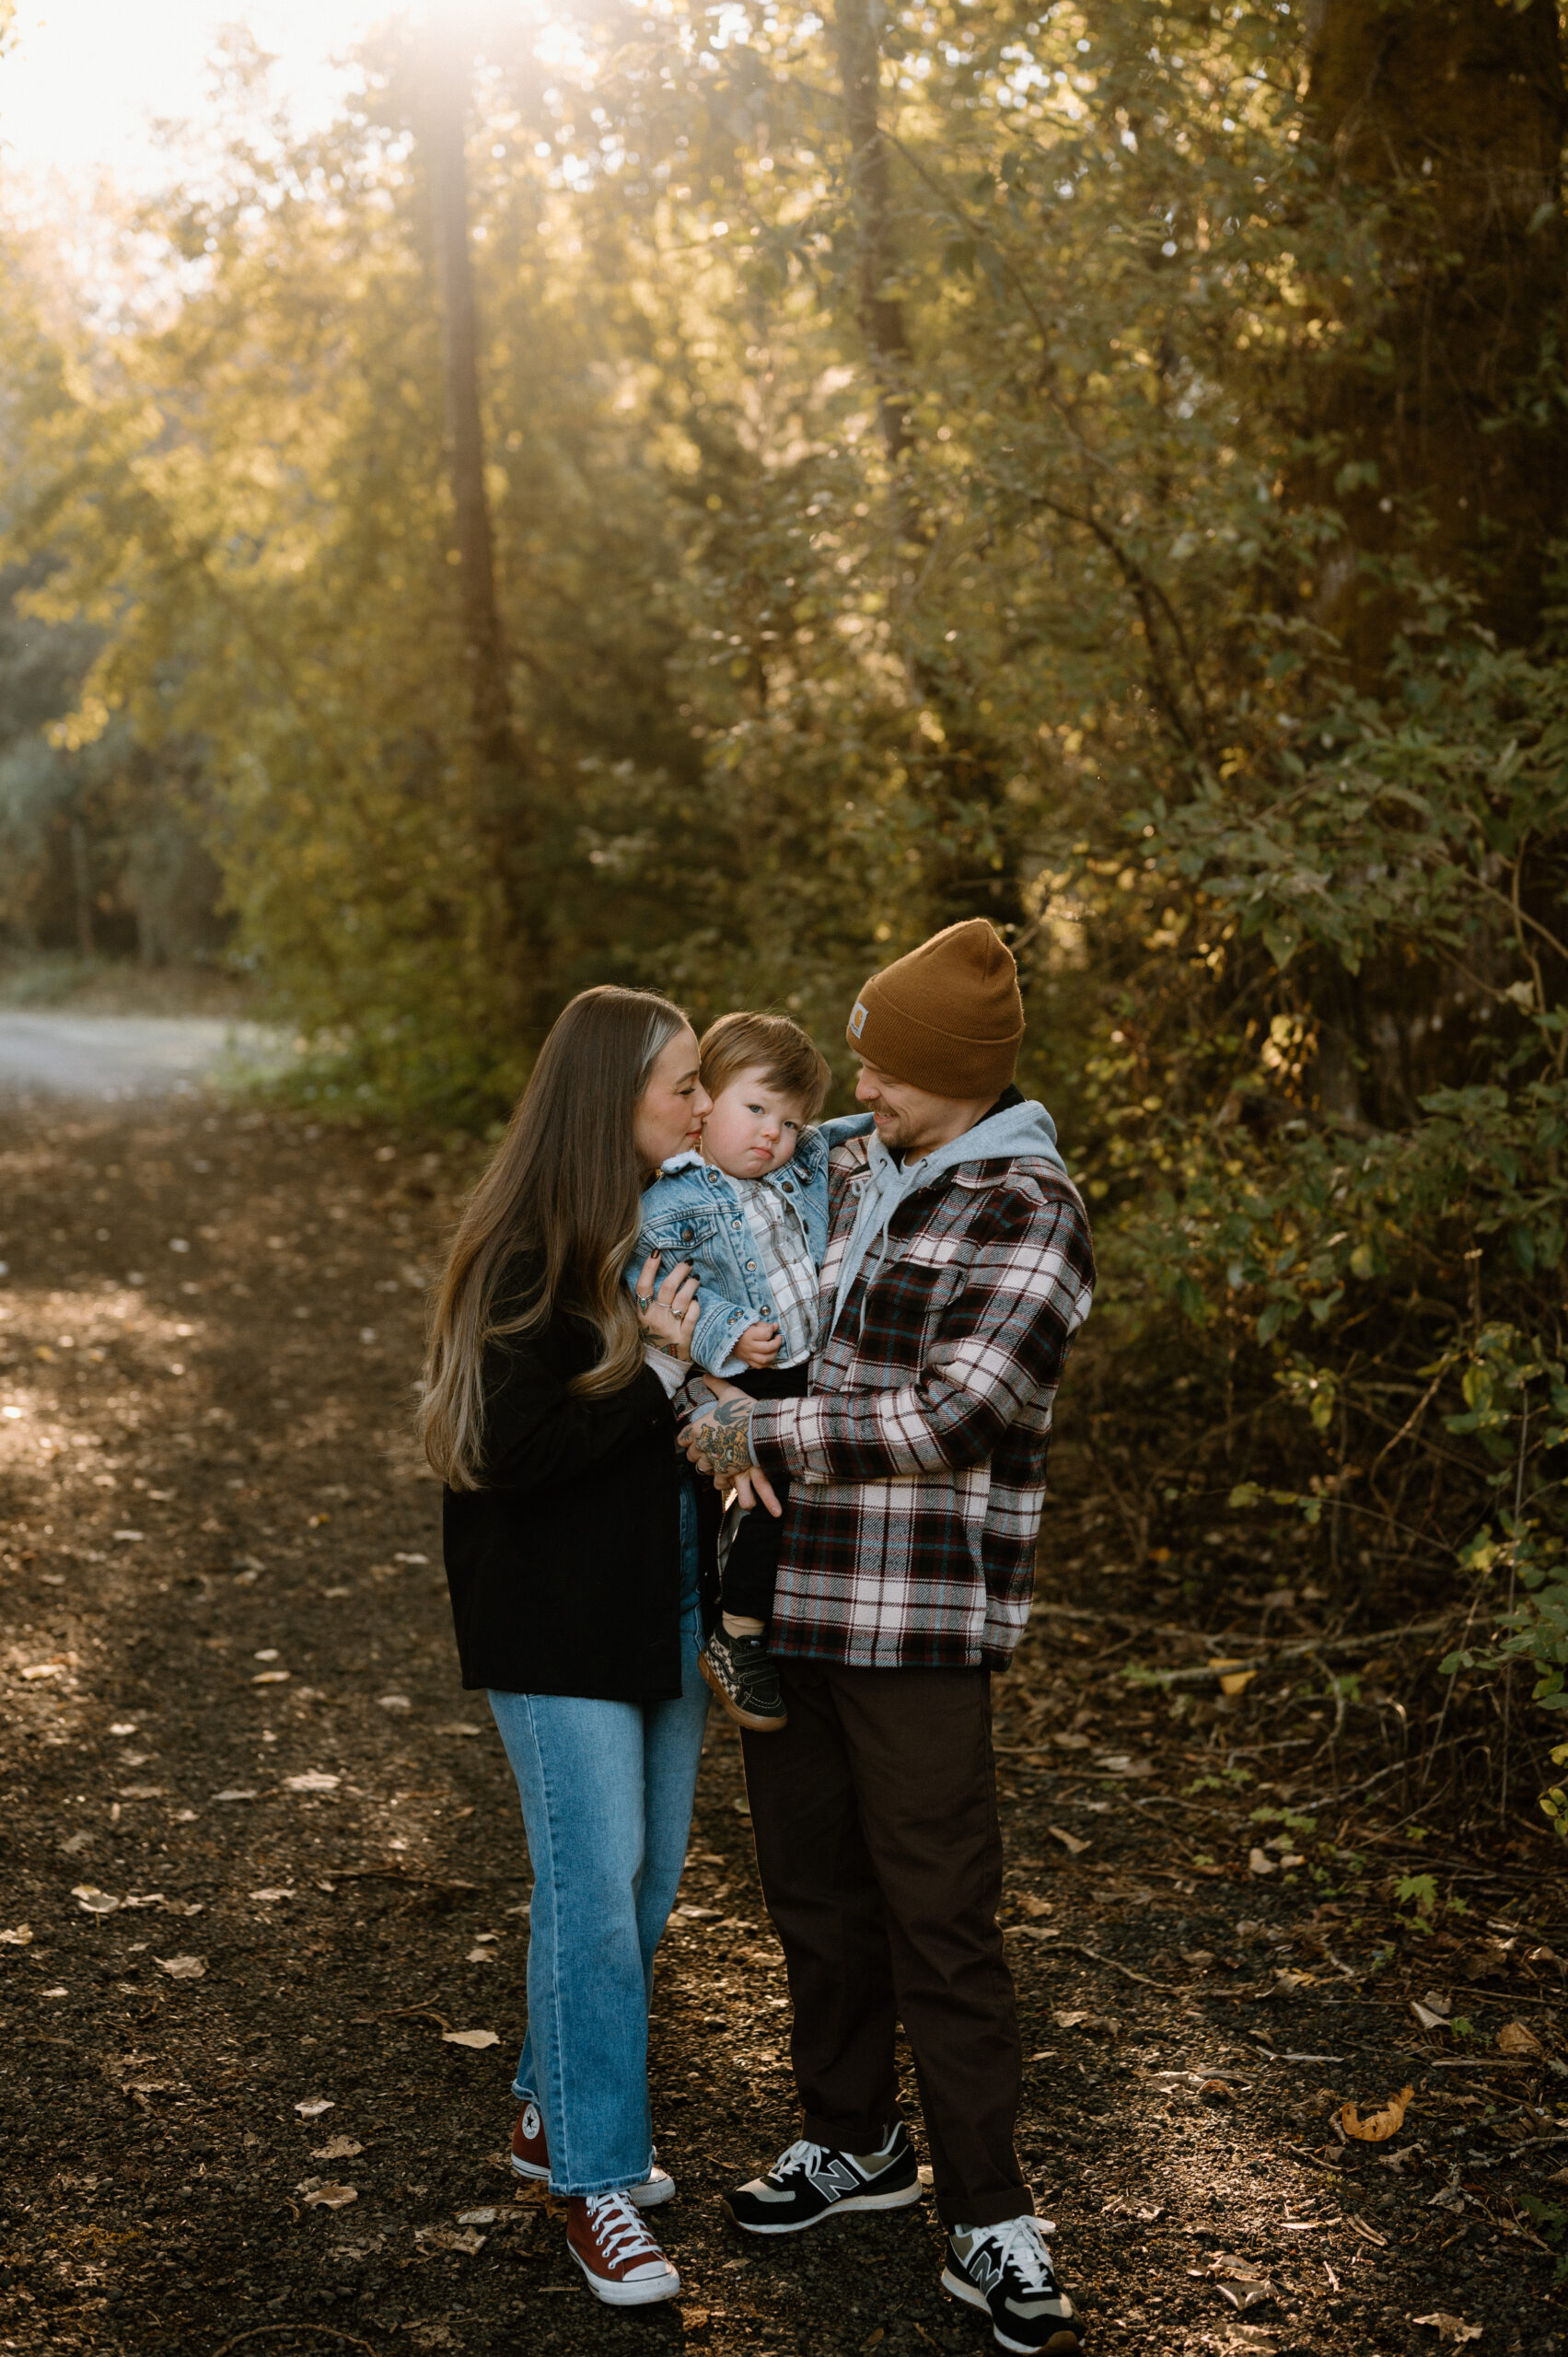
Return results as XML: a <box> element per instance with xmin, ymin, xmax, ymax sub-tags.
<box><xmin>1412</xmin><ymin>2317</ymin><xmax>1483</xmax><ymax>2346</ymax></box>
<box><xmin>1341</xmin><ymin>2086</ymin><xmax>1414</xmax><ymax>2143</ymax></box>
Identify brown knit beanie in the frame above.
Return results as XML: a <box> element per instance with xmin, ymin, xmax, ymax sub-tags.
<box><xmin>846</xmin><ymin>920</ymin><xmax>1025</xmax><ymax>1097</ymax></box>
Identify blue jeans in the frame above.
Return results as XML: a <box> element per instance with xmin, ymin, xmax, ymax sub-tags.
<box><xmin>487</xmin><ymin>1482</ymin><xmax>709</xmax><ymax>2196</ymax></box>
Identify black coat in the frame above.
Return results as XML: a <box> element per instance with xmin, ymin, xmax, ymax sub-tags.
<box><xmin>443</xmin><ymin>1262</ymin><xmax>710</xmax><ymax>1702</ymax></box>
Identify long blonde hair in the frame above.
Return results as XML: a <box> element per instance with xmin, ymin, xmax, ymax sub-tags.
<box><xmin>419</xmin><ymin>986</ymin><xmax>688</xmax><ymax>1490</ymax></box>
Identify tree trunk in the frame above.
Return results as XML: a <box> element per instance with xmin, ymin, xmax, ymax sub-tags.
<box><xmin>69</xmin><ymin>816</ymin><xmax>94</xmax><ymax>964</ymax></box>
<box><xmin>425</xmin><ymin>48</ymin><xmax>515</xmax><ymax>772</ymax></box>
<box><xmin>832</xmin><ymin>0</ymin><xmax>912</xmax><ymax>471</ymax></box>
<box><xmin>1302</xmin><ymin>0</ymin><xmax>1568</xmax><ymax>668</ymax></box>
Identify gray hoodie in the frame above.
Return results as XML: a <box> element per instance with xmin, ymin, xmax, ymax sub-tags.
<box><xmin>829</xmin><ymin>1095</ymin><xmax>1071</xmax><ymax>1333</ymax></box>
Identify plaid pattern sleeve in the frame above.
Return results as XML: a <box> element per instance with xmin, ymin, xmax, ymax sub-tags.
<box><xmin>749</xmin><ymin>1142</ymin><xmax>1094</xmax><ymax>1671</ymax></box>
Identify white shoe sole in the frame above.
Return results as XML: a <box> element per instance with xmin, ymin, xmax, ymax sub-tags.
<box><xmin>726</xmin><ymin>2175</ymin><xmax>924</xmax><ymax>2234</ymax></box>
<box><xmin>510</xmin><ymin>2154</ymin><xmax>675</xmax><ymax>2210</ymax></box>
<box><xmin>942</xmin><ymin>2263</ymin><xmax>1083</xmax><ymax>2353</ymax></box>
<box><xmin>570</xmin><ymin>2243</ymin><xmax>681</xmax><ymax>2306</ymax></box>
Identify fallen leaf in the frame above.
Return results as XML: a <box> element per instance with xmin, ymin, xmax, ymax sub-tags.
<box><xmin>72</xmin><ymin>1885</ymin><xmax>120</xmax><ymax>1915</ymax></box>
<box><xmin>212</xmin><ymin>1788</ymin><xmax>257</xmax><ymax>1803</ymax></box>
<box><xmin>457</xmin><ymin>2207</ymin><xmax>498</xmax><ymax>2226</ymax></box>
<box><xmin>677</xmin><ymin>1905</ymin><xmax>722</xmax><ymax>1921</ymax></box>
<box><xmin>119</xmin><ymin>1784</ymin><xmax>167</xmax><ymax>1801</ymax></box>
<box><xmin>1248</xmin><ymin>1848</ymin><xmax>1277</xmax><ymax>1876</ymax></box>
<box><xmin>251</xmin><ymin>1670</ymin><xmax>290</xmax><ymax>1685</ymax></box>
<box><xmin>156</xmin><ymin>1954</ymin><xmax>205</xmax><ymax>1980</ymax></box>
<box><xmin>1019</xmin><ymin>1894</ymin><xmax>1052</xmax><ymax>1920</ymax></box>
<box><xmin>1047</xmin><ymin>1826</ymin><xmax>1090</xmax><ymax>1857</ymax></box>
<box><xmin>1052</xmin><ymin>2010</ymin><xmax>1091</xmax><ymax>2030</ymax></box>
<box><xmin>414</xmin><ymin>2224</ymin><xmax>486</xmax><ymax>2256</ymax></box>
<box><xmin>1051</xmin><ymin>1732</ymin><xmax>1092</xmax><ymax>1750</ymax></box>
<box><xmin>1212</xmin><ymin>2255</ymin><xmax>1269</xmax><ymax>2282</ymax></box>
<box><xmin>295</xmin><ymin>2097</ymin><xmax>335</xmax><ymax>2118</ymax></box>
<box><xmin>1340</xmin><ymin>2085</ymin><xmax>1414</xmax><ymax>2143</ymax></box>
<box><xmin>436</xmin><ymin>1723</ymin><xmax>483</xmax><ymax>1738</ymax></box>
<box><xmin>1093</xmin><ymin>1752</ymin><xmax>1153</xmax><ymax>1776</ymax></box>
<box><xmin>1411</xmin><ymin>2001</ymin><xmax>1449</xmax><ymax>2033</ymax></box>
<box><xmin>0</xmin><ymin>1925</ymin><xmax>32</xmax><ymax>1945</ymax></box>
<box><xmin>303</xmin><ymin>2183</ymin><xmax>358</xmax><ymax>2210</ymax></box>
<box><xmin>1200</xmin><ymin>2079</ymin><xmax>1234</xmax><ymax>2103</ymax></box>
<box><xmin>1495</xmin><ymin>2020</ymin><xmax>1544</xmax><ymax>2058</ymax></box>
<box><xmin>1419</xmin><ymin>1987</ymin><xmax>1453</xmax><ymax>2019</ymax></box>
<box><xmin>377</xmin><ymin>1693</ymin><xmax>412</xmax><ymax>1712</ymax></box>
<box><xmin>311</xmin><ymin>2136</ymin><xmax>363</xmax><ymax>2160</ymax></box>
<box><xmin>442</xmin><ymin>2028</ymin><xmax>500</xmax><ymax>2049</ymax></box>
<box><xmin>1180</xmin><ymin>1948</ymin><xmax>1216</xmax><ymax>1968</ymax></box>
<box><xmin>466</xmin><ymin>1945</ymin><xmax>497</xmax><ymax>1963</ymax></box>
<box><xmin>251</xmin><ymin>1888</ymin><xmax>296</xmax><ymax>1903</ymax></box>
<box><xmin>285</xmin><ymin>1771</ymin><xmax>341</xmax><ymax>1794</ymax></box>
<box><xmin>1209</xmin><ymin>1659</ymin><xmax>1259</xmax><ymax>1698</ymax></box>
<box><xmin>1411</xmin><ymin>2317</ymin><xmax>1482</xmax><ymax>2346</ymax></box>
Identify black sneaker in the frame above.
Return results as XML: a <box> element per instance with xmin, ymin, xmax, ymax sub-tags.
<box><xmin>942</xmin><ymin>2214</ymin><xmax>1083</xmax><ymax>2354</ymax></box>
<box><xmin>724</xmin><ymin>2124</ymin><xmax>923</xmax><ymax>2233</ymax></box>
<box><xmin>700</xmin><ymin>1624</ymin><xmax>787</xmax><ymax>1733</ymax></box>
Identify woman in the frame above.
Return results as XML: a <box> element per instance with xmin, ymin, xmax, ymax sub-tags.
<box><xmin>419</xmin><ymin>986</ymin><xmax>714</xmax><ymax>2308</ymax></box>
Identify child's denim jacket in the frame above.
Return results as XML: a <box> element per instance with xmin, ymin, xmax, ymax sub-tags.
<box><xmin>634</xmin><ymin>1114</ymin><xmax>873</xmax><ymax>1376</ymax></box>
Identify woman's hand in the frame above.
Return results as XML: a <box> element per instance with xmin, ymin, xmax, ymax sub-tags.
<box><xmin>679</xmin><ymin>1375</ymin><xmax>783</xmax><ymax>1518</ymax></box>
<box><xmin>635</xmin><ymin>1253</ymin><xmax>700</xmax><ymax>1361</ymax></box>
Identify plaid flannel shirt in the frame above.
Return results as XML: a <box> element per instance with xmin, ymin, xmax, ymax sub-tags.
<box><xmin>749</xmin><ymin>1128</ymin><xmax>1095</xmax><ymax>1671</ymax></box>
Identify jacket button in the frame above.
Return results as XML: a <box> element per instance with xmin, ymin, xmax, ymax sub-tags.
<box><xmin>746</xmin><ymin>1260</ymin><xmax>757</xmax><ymax>1271</ymax></box>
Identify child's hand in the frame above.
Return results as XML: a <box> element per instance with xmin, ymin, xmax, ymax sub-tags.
<box><xmin>734</xmin><ymin>1321</ymin><xmax>781</xmax><ymax>1369</ymax></box>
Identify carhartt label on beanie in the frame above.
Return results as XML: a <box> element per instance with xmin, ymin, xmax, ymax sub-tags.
<box><xmin>847</xmin><ymin>920</ymin><xmax>1024</xmax><ymax>1097</ymax></box>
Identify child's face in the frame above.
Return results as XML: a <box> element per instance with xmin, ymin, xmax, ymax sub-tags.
<box><xmin>702</xmin><ymin>1064</ymin><xmax>810</xmax><ymax>1180</ymax></box>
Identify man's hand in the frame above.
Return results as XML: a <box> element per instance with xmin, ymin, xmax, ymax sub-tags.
<box><xmin>679</xmin><ymin>1376</ymin><xmax>783</xmax><ymax>1517</ymax></box>
<box><xmin>733</xmin><ymin>1320</ymin><xmax>781</xmax><ymax>1370</ymax></box>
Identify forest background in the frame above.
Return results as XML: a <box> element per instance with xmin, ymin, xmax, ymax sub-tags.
<box><xmin>4</xmin><ymin>0</ymin><xmax>1568</xmax><ymax>1839</ymax></box>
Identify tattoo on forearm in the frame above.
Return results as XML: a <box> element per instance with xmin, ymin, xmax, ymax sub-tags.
<box><xmin>701</xmin><ymin>1399</ymin><xmax>755</xmax><ymax>1478</ymax></box>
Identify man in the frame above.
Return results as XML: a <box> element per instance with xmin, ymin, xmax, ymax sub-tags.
<box><xmin>681</xmin><ymin>920</ymin><xmax>1095</xmax><ymax>2357</ymax></box>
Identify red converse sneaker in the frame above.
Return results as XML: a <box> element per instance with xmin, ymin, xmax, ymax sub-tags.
<box><xmin>510</xmin><ymin>2101</ymin><xmax>674</xmax><ymax>2208</ymax></box>
<box><xmin>510</xmin><ymin>2097</ymin><xmax>551</xmax><ymax>2183</ymax></box>
<box><xmin>567</xmin><ymin>2189</ymin><xmax>680</xmax><ymax>2306</ymax></box>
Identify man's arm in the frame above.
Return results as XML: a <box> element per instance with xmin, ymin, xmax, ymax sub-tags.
<box><xmin>750</xmin><ymin>1187</ymin><xmax>1093</xmax><ymax>1483</ymax></box>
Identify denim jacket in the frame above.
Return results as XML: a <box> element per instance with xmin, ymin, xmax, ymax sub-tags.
<box><xmin>634</xmin><ymin>1114</ymin><xmax>874</xmax><ymax>1376</ymax></box>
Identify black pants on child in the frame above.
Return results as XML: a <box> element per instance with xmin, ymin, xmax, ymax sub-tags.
<box><xmin>722</xmin><ymin>1362</ymin><xmax>807</xmax><ymax>1627</ymax></box>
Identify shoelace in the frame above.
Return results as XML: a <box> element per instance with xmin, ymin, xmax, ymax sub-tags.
<box><xmin>981</xmin><ymin>2213</ymin><xmax>1062</xmax><ymax>2293</ymax></box>
<box><xmin>771</xmin><ymin>2137</ymin><xmax>835</xmax><ymax>2182</ymax></box>
<box><xmin>584</xmin><ymin>2189</ymin><xmax>664</xmax><ymax>2269</ymax></box>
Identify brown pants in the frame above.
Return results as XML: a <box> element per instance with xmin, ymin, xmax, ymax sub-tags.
<box><xmin>740</xmin><ymin>1658</ymin><xmax>1030</xmax><ymax>2230</ymax></box>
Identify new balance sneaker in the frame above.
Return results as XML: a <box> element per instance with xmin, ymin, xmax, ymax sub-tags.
<box><xmin>942</xmin><ymin>2214</ymin><xmax>1083</xmax><ymax>2354</ymax></box>
<box><xmin>509</xmin><ymin>2099</ymin><xmax>673</xmax><ymax>2209</ymax></box>
<box><xmin>566</xmin><ymin>2189</ymin><xmax>680</xmax><ymax>2307</ymax></box>
<box><xmin>700</xmin><ymin>1624</ymin><xmax>788</xmax><ymax>1732</ymax></box>
<box><xmin>723</xmin><ymin>2123</ymin><xmax>923</xmax><ymax>2233</ymax></box>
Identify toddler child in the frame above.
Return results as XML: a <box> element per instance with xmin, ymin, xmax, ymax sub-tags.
<box><xmin>634</xmin><ymin>1011</ymin><xmax>869</xmax><ymax>1732</ymax></box>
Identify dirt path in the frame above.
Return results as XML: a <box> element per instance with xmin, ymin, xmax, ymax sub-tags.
<box><xmin>1</xmin><ymin>1098</ymin><xmax>1563</xmax><ymax>2357</ymax></box>
<box><xmin>0</xmin><ymin>1015</ymin><xmax>290</xmax><ymax>1101</ymax></box>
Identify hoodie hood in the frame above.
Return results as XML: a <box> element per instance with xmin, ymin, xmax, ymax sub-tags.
<box><xmin>830</xmin><ymin>1096</ymin><xmax>1071</xmax><ymax>1329</ymax></box>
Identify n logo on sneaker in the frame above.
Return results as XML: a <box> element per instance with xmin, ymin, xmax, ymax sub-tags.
<box><xmin>807</xmin><ymin>2157</ymin><xmax>862</xmax><ymax>2200</ymax></box>
<box><xmin>968</xmin><ymin>2248</ymin><xmax>1005</xmax><ymax>2295</ymax></box>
